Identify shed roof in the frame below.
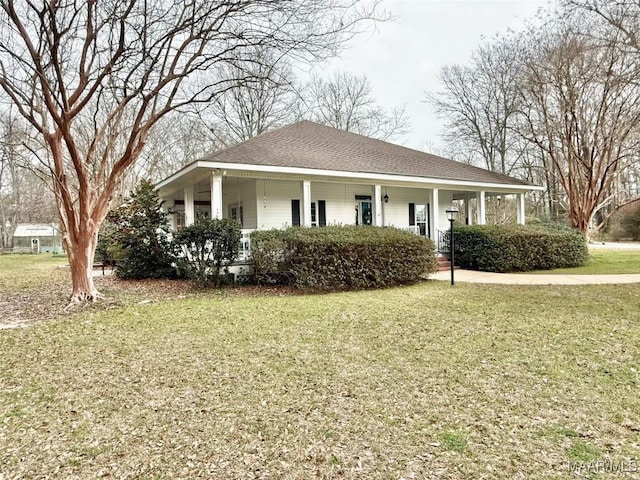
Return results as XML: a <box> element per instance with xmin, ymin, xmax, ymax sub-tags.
<box><xmin>13</xmin><ymin>224</ymin><xmax>60</xmax><ymax>237</ymax></box>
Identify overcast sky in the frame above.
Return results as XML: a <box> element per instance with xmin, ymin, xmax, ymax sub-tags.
<box><xmin>318</xmin><ymin>0</ymin><xmax>551</xmax><ymax>151</ymax></box>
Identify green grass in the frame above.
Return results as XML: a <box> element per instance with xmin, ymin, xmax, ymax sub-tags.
<box><xmin>439</xmin><ymin>432</ymin><xmax>468</xmax><ymax>453</ymax></box>
<box><xmin>566</xmin><ymin>440</ymin><xmax>601</xmax><ymax>462</ymax></box>
<box><xmin>528</xmin><ymin>249</ymin><xmax>640</xmax><ymax>275</ymax></box>
<box><xmin>0</xmin><ymin>253</ymin><xmax>69</xmax><ymax>291</ymax></box>
<box><xmin>1</xmin><ymin>266</ymin><xmax>640</xmax><ymax>479</ymax></box>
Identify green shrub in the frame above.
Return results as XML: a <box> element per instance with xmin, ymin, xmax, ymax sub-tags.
<box><xmin>621</xmin><ymin>204</ymin><xmax>640</xmax><ymax>240</ymax></box>
<box><xmin>95</xmin><ymin>219</ymin><xmax>125</xmax><ymax>267</ymax></box>
<box><xmin>99</xmin><ymin>180</ymin><xmax>176</xmax><ymax>279</ymax></box>
<box><xmin>251</xmin><ymin>226</ymin><xmax>438</xmax><ymax>291</ymax></box>
<box><xmin>172</xmin><ymin>217</ymin><xmax>242</xmax><ymax>286</ymax></box>
<box><xmin>250</xmin><ymin>229</ymin><xmax>292</xmax><ymax>285</ymax></box>
<box><xmin>453</xmin><ymin>224</ymin><xmax>588</xmax><ymax>272</ymax></box>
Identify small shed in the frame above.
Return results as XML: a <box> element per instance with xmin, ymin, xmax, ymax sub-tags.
<box><xmin>12</xmin><ymin>224</ymin><xmax>63</xmax><ymax>254</ymax></box>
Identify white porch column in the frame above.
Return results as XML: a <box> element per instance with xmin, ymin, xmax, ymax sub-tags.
<box><xmin>465</xmin><ymin>194</ymin><xmax>473</xmax><ymax>225</ymax></box>
<box><xmin>184</xmin><ymin>185</ymin><xmax>195</xmax><ymax>226</ymax></box>
<box><xmin>302</xmin><ymin>180</ymin><xmax>312</xmax><ymax>227</ymax></box>
<box><xmin>431</xmin><ymin>188</ymin><xmax>440</xmax><ymax>238</ymax></box>
<box><xmin>211</xmin><ymin>173</ymin><xmax>223</xmax><ymax>219</ymax></box>
<box><xmin>516</xmin><ymin>192</ymin><xmax>526</xmax><ymax>225</ymax></box>
<box><xmin>373</xmin><ymin>184</ymin><xmax>383</xmax><ymax>226</ymax></box>
<box><xmin>476</xmin><ymin>191</ymin><xmax>486</xmax><ymax>225</ymax></box>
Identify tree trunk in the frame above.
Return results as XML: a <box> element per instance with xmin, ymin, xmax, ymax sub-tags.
<box><xmin>575</xmin><ymin>219</ymin><xmax>590</xmax><ymax>239</ymax></box>
<box><xmin>569</xmin><ymin>206</ymin><xmax>591</xmax><ymax>238</ymax></box>
<box><xmin>64</xmin><ymin>226</ymin><xmax>101</xmax><ymax>303</ymax></box>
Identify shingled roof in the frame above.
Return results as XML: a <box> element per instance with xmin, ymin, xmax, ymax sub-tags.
<box><xmin>199</xmin><ymin>120</ymin><xmax>531</xmax><ymax>186</ymax></box>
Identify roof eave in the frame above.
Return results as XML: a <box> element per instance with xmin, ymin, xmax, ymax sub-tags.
<box><xmin>159</xmin><ymin>160</ymin><xmax>542</xmax><ymax>192</ymax></box>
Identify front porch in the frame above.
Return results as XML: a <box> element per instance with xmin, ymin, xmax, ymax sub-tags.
<box><xmin>158</xmin><ymin>172</ymin><xmax>529</xmax><ymax>257</ymax></box>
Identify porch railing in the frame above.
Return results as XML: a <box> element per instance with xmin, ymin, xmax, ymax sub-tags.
<box><xmin>437</xmin><ymin>228</ymin><xmax>451</xmax><ymax>254</ymax></box>
<box><xmin>237</xmin><ymin>229</ymin><xmax>254</xmax><ymax>262</ymax></box>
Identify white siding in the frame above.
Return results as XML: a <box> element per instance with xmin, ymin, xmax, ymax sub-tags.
<box><xmin>257</xmin><ymin>180</ymin><xmax>392</xmax><ymax>228</ymax></box>
<box><xmin>311</xmin><ymin>182</ymin><xmax>375</xmax><ymax>225</ymax></box>
<box><xmin>435</xmin><ymin>190</ymin><xmax>453</xmax><ymax>232</ymax></box>
<box><xmin>170</xmin><ymin>176</ymin><xmax>463</xmax><ymax>234</ymax></box>
<box><xmin>380</xmin><ymin>187</ymin><xmax>452</xmax><ymax>235</ymax></box>
<box><xmin>223</xmin><ymin>178</ymin><xmax>257</xmax><ymax>229</ymax></box>
<box><xmin>252</xmin><ymin>181</ymin><xmax>456</xmax><ymax>232</ymax></box>
<box><xmin>256</xmin><ymin>179</ymin><xmax>303</xmax><ymax>229</ymax></box>
<box><xmin>381</xmin><ymin>187</ymin><xmax>430</xmax><ymax>228</ymax></box>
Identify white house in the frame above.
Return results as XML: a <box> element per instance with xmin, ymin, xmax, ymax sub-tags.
<box><xmin>156</xmin><ymin>121</ymin><xmax>542</xmax><ymax>257</ymax></box>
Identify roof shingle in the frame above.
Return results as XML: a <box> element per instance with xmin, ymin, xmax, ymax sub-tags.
<box><xmin>201</xmin><ymin>120</ymin><xmax>531</xmax><ymax>186</ymax></box>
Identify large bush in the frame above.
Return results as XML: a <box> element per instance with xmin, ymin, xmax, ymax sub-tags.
<box><xmin>172</xmin><ymin>217</ymin><xmax>242</xmax><ymax>286</ymax></box>
<box><xmin>97</xmin><ymin>180</ymin><xmax>176</xmax><ymax>279</ymax></box>
<box><xmin>621</xmin><ymin>204</ymin><xmax>640</xmax><ymax>240</ymax></box>
<box><xmin>453</xmin><ymin>224</ymin><xmax>588</xmax><ymax>272</ymax></box>
<box><xmin>251</xmin><ymin>226</ymin><xmax>438</xmax><ymax>291</ymax></box>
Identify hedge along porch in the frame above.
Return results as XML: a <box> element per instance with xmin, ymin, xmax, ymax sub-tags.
<box><xmin>156</xmin><ymin>121</ymin><xmax>542</xmax><ymax>255</ymax></box>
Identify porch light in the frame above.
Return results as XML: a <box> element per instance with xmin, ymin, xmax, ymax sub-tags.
<box><xmin>446</xmin><ymin>206</ymin><xmax>459</xmax><ymax>222</ymax></box>
<box><xmin>383</xmin><ymin>193</ymin><xmax>389</xmax><ymax>203</ymax></box>
<box><xmin>445</xmin><ymin>206</ymin><xmax>459</xmax><ymax>286</ymax></box>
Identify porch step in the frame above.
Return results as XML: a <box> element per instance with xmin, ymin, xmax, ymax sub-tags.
<box><xmin>436</xmin><ymin>256</ymin><xmax>460</xmax><ymax>272</ymax></box>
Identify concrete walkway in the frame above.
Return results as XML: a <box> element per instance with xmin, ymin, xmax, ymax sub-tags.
<box><xmin>588</xmin><ymin>241</ymin><xmax>640</xmax><ymax>250</ymax></box>
<box><xmin>430</xmin><ymin>269</ymin><xmax>640</xmax><ymax>285</ymax></box>
<box><xmin>430</xmin><ymin>242</ymin><xmax>640</xmax><ymax>285</ymax></box>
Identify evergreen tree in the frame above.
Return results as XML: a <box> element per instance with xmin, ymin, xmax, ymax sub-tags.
<box><xmin>98</xmin><ymin>180</ymin><xmax>176</xmax><ymax>279</ymax></box>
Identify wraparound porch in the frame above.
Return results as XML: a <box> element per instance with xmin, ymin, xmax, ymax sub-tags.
<box><xmin>159</xmin><ymin>173</ymin><xmax>528</xmax><ymax>243</ymax></box>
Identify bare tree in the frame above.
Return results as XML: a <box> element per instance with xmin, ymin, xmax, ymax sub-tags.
<box><xmin>428</xmin><ymin>4</ymin><xmax>640</xmax><ymax>231</ymax></box>
<box><xmin>426</xmin><ymin>36</ymin><xmax>524</xmax><ymax>175</ymax></box>
<box><xmin>567</xmin><ymin>1</ymin><xmax>640</xmax><ymax>54</ymax></box>
<box><xmin>518</xmin><ymin>14</ymin><xmax>640</xmax><ymax>236</ymax></box>
<box><xmin>426</xmin><ymin>34</ymin><xmax>563</xmax><ymax>222</ymax></box>
<box><xmin>300</xmin><ymin>71</ymin><xmax>409</xmax><ymax>141</ymax></box>
<box><xmin>0</xmin><ymin>0</ymin><xmax>385</xmax><ymax>302</ymax></box>
<box><xmin>0</xmin><ymin>113</ymin><xmax>58</xmax><ymax>250</ymax></box>
<box><xmin>126</xmin><ymin>113</ymin><xmax>219</xmax><ymax>192</ymax></box>
<box><xmin>200</xmin><ymin>50</ymin><xmax>301</xmax><ymax>146</ymax></box>
<box><xmin>0</xmin><ymin>115</ymin><xmax>16</xmax><ymax>248</ymax></box>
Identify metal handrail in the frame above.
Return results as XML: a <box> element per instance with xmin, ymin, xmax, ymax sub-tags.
<box><xmin>437</xmin><ymin>229</ymin><xmax>451</xmax><ymax>253</ymax></box>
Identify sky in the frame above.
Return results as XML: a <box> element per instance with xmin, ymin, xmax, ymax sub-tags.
<box><xmin>318</xmin><ymin>0</ymin><xmax>550</xmax><ymax>151</ymax></box>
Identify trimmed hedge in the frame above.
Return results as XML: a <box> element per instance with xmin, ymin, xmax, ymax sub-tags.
<box><xmin>251</xmin><ymin>226</ymin><xmax>438</xmax><ymax>291</ymax></box>
<box><xmin>453</xmin><ymin>224</ymin><xmax>588</xmax><ymax>272</ymax></box>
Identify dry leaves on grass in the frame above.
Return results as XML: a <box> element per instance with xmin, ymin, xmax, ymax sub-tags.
<box><xmin>2</xmin><ymin>257</ymin><xmax>640</xmax><ymax>478</ymax></box>
<box><xmin>0</xmin><ymin>270</ymin><xmax>301</xmax><ymax>329</ymax></box>
<box><xmin>2</xmin><ymin>284</ymin><xmax>640</xmax><ymax>479</ymax></box>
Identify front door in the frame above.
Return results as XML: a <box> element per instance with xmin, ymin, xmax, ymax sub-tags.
<box><xmin>358</xmin><ymin>201</ymin><xmax>373</xmax><ymax>226</ymax></box>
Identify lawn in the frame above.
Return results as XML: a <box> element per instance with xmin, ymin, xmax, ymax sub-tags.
<box><xmin>0</xmin><ymin>253</ymin><xmax>68</xmax><ymax>291</ymax></box>
<box><xmin>528</xmin><ymin>249</ymin><xmax>640</xmax><ymax>275</ymax></box>
<box><xmin>1</xmin><ymin>257</ymin><xmax>640</xmax><ymax>478</ymax></box>
<box><xmin>0</xmin><ymin>254</ymin><xmax>73</xmax><ymax>328</ymax></box>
